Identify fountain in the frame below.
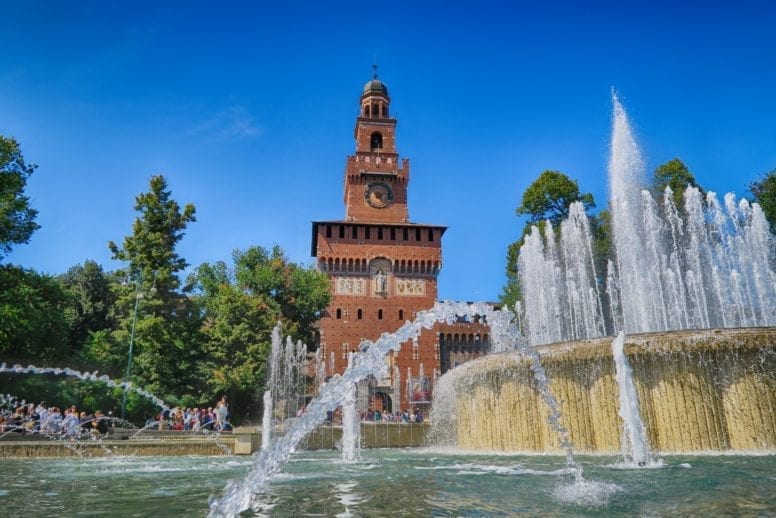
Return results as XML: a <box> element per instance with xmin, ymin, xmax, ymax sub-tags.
<box><xmin>260</xmin><ymin>390</ymin><xmax>273</xmax><ymax>451</ymax></box>
<box><xmin>611</xmin><ymin>332</ymin><xmax>654</xmax><ymax>465</ymax></box>
<box><xmin>260</xmin><ymin>323</ymin><xmax>309</xmax><ymax>450</ymax></box>
<box><xmin>340</xmin><ymin>351</ymin><xmax>360</xmax><ymax>462</ymax></box>
<box><xmin>432</xmin><ymin>93</ymin><xmax>775</xmax><ymax>456</ymax></box>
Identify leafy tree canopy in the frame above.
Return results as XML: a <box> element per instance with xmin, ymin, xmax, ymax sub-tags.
<box><xmin>749</xmin><ymin>168</ymin><xmax>776</xmax><ymax>229</ymax></box>
<box><xmin>59</xmin><ymin>260</ymin><xmax>117</xmax><ymax>357</ymax></box>
<box><xmin>0</xmin><ymin>265</ymin><xmax>72</xmax><ymax>362</ymax></box>
<box><xmin>191</xmin><ymin>245</ymin><xmax>331</xmax><ymax>422</ymax></box>
<box><xmin>652</xmin><ymin>158</ymin><xmax>703</xmax><ymax>208</ymax></box>
<box><xmin>516</xmin><ymin>170</ymin><xmax>595</xmax><ymax>226</ymax></box>
<box><xmin>0</xmin><ymin>135</ymin><xmax>40</xmax><ymax>259</ymax></box>
<box><xmin>502</xmin><ymin>171</ymin><xmax>595</xmax><ymax>308</ymax></box>
<box><xmin>108</xmin><ymin>174</ymin><xmax>196</xmax><ymax>298</ymax></box>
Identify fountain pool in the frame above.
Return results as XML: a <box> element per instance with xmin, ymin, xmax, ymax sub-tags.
<box><xmin>2</xmin><ymin>450</ymin><xmax>774</xmax><ymax>515</ymax></box>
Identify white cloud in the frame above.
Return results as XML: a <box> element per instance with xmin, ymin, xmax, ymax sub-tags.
<box><xmin>189</xmin><ymin>106</ymin><xmax>263</xmax><ymax>141</ymax></box>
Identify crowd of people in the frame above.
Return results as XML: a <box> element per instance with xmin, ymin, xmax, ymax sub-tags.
<box><xmin>320</xmin><ymin>406</ymin><xmax>428</xmax><ymax>425</ymax></box>
<box><xmin>361</xmin><ymin>408</ymin><xmax>425</xmax><ymax>423</ymax></box>
<box><xmin>0</xmin><ymin>395</ymin><xmax>231</xmax><ymax>436</ymax></box>
<box><xmin>145</xmin><ymin>396</ymin><xmax>230</xmax><ymax>432</ymax></box>
<box><xmin>0</xmin><ymin>401</ymin><xmax>109</xmax><ymax>437</ymax></box>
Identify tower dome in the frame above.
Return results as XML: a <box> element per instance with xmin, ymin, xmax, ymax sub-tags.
<box><xmin>362</xmin><ymin>63</ymin><xmax>389</xmax><ymax>98</ymax></box>
<box><xmin>363</xmin><ymin>78</ymin><xmax>388</xmax><ymax>96</ymax></box>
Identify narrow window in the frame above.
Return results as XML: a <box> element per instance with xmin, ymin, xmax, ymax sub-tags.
<box><xmin>415</xmin><ymin>228</ymin><xmax>421</xmax><ymax>241</ymax></box>
<box><xmin>378</xmin><ymin>309</ymin><xmax>383</xmax><ymax>320</ymax></box>
<box><xmin>403</xmin><ymin>228</ymin><xmax>408</xmax><ymax>240</ymax></box>
<box><xmin>390</xmin><ymin>228</ymin><xmax>396</xmax><ymax>240</ymax></box>
<box><xmin>428</xmin><ymin>229</ymin><xmax>434</xmax><ymax>241</ymax></box>
<box><xmin>352</xmin><ymin>226</ymin><xmax>357</xmax><ymax>239</ymax></box>
<box><xmin>365</xmin><ymin>227</ymin><xmax>371</xmax><ymax>239</ymax></box>
<box><xmin>339</xmin><ymin>225</ymin><xmax>345</xmax><ymax>238</ymax></box>
<box><xmin>326</xmin><ymin>225</ymin><xmax>332</xmax><ymax>238</ymax></box>
<box><xmin>378</xmin><ymin>227</ymin><xmax>383</xmax><ymax>240</ymax></box>
<box><xmin>370</xmin><ymin>132</ymin><xmax>383</xmax><ymax>150</ymax></box>
<box><xmin>357</xmin><ymin>309</ymin><xmax>363</xmax><ymax>320</ymax></box>
<box><xmin>336</xmin><ymin>308</ymin><xmax>342</xmax><ymax>319</ymax></box>
<box><xmin>399</xmin><ymin>309</ymin><xmax>404</xmax><ymax>321</ymax></box>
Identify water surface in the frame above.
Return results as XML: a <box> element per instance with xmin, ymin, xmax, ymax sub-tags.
<box><xmin>2</xmin><ymin>449</ymin><xmax>774</xmax><ymax>516</ymax></box>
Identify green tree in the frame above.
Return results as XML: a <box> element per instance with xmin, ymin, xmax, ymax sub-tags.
<box><xmin>59</xmin><ymin>260</ymin><xmax>117</xmax><ymax>356</ymax></box>
<box><xmin>0</xmin><ymin>265</ymin><xmax>72</xmax><ymax>362</ymax></box>
<box><xmin>0</xmin><ymin>135</ymin><xmax>40</xmax><ymax>259</ymax></box>
<box><xmin>590</xmin><ymin>209</ymin><xmax>613</xmax><ymax>278</ymax></box>
<box><xmin>652</xmin><ymin>158</ymin><xmax>704</xmax><ymax>208</ymax></box>
<box><xmin>749</xmin><ymin>169</ymin><xmax>776</xmax><ymax>229</ymax></box>
<box><xmin>516</xmin><ymin>170</ymin><xmax>595</xmax><ymax>226</ymax></box>
<box><xmin>95</xmin><ymin>175</ymin><xmax>204</xmax><ymax>416</ymax></box>
<box><xmin>233</xmin><ymin>245</ymin><xmax>330</xmax><ymax>339</ymax></box>
<box><xmin>108</xmin><ymin>175</ymin><xmax>196</xmax><ymax>301</ymax></box>
<box><xmin>501</xmin><ymin>171</ymin><xmax>595</xmax><ymax>309</ymax></box>
<box><xmin>192</xmin><ymin>245</ymin><xmax>330</xmax><ymax>422</ymax></box>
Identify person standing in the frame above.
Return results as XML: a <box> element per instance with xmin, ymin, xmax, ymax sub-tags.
<box><xmin>216</xmin><ymin>396</ymin><xmax>229</xmax><ymax>431</ymax></box>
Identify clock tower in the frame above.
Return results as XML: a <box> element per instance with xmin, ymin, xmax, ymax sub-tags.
<box><xmin>311</xmin><ymin>69</ymin><xmax>448</xmax><ymax>411</ymax></box>
<box><xmin>343</xmin><ymin>70</ymin><xmax>409</xmax><ymax>223</ymax></box>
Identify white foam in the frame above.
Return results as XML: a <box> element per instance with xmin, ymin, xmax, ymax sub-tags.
<box><xmin>605</xmin><ymin>458</ymin><xmax>665</xmax><ymax>470</ymax></box>
<box><xmin>553</xmin><ymin>478</ymin><xmax>622</xmax><ymax>507</ymax></box>
<box><xmin>416</xmin><ymin>462</ymin><xmax>575</xmax><ymax>476</ymax></box>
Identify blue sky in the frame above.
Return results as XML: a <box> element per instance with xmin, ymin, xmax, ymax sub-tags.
<box><xmin>2</xmin><ymin>1</ymin><xmax>775</xmax><ymax>301</ymax></box>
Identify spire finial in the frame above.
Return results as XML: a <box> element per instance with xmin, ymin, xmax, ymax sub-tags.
<box><xmin>372</xmin><ymin>56</ymin><xmax>378</xmax><ymax>80</ymax></box>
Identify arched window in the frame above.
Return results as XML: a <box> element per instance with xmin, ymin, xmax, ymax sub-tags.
<box><xmin>370</xmin><ymin>132</ymin><xmax>383</xmax><ymax>150</ymax></box>
<box><xmin>336</xmin><ymin>308</ymin><xmax>342</xmax><ymax>319</ymax></box>
<box><xmin>364</xmin><ymin>105</ymin><xmax>370</xmax><ymax>117</ymax></box>
<box><xmin>357</xmin><ymin>309</ymin><xmax>363</xmax><ymax>319</ymax></box>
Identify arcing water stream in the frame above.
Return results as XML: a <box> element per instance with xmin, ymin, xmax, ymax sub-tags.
<box><xmin>209</xmin><ymin>301</ymin><xmax>598</xmax><ymax>516</ymax></box>
<box><xmin>0</xmin><ymin>363</ymin><xmax>169</xmax><ymax>411</ymax></box>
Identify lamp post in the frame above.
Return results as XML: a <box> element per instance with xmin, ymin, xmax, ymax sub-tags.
<box><xmin>121</xmin><ymin>277</ymin><xmax>141</xmax><ymax>421</ymax></box>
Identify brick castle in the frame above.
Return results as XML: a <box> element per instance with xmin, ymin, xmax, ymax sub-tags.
<box><xmin>311</xmin><ymin>71</ymin><xmax>491</xmax><ymax>412</ymax></box>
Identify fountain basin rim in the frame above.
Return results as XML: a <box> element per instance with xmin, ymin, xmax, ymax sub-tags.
<box><xmin>528</xmin><ymin>327</ymin><xmax>776</xmax><ymax>361</ymax></box>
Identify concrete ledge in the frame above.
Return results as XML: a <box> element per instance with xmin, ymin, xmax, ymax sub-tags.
<box><xmin>0</xmin><ymin>438</ymin><xmax>235</xmax><ymax>458</ymax></box>
<box><xmin>0</xmin><ymin>423</ymin><xmax>430</xmax><ymax>457</ymax></box>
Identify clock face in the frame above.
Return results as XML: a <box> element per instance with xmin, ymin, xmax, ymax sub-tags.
<box><xmin>365</xmin><ymin>182</ymin><xmax>393</xmax><ymax>208</ymax></box>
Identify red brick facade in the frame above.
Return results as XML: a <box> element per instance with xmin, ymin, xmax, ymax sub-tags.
<box><xmin>311</xmin><ymin>74</ymin><xmax>490</xmax><ymax>412</ymax></box>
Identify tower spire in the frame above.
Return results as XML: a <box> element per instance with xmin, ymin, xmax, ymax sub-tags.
<box><xmin>372</xmin><ymin>58</ymin><xmax>378</xmax><ymax>79</ymax></box>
